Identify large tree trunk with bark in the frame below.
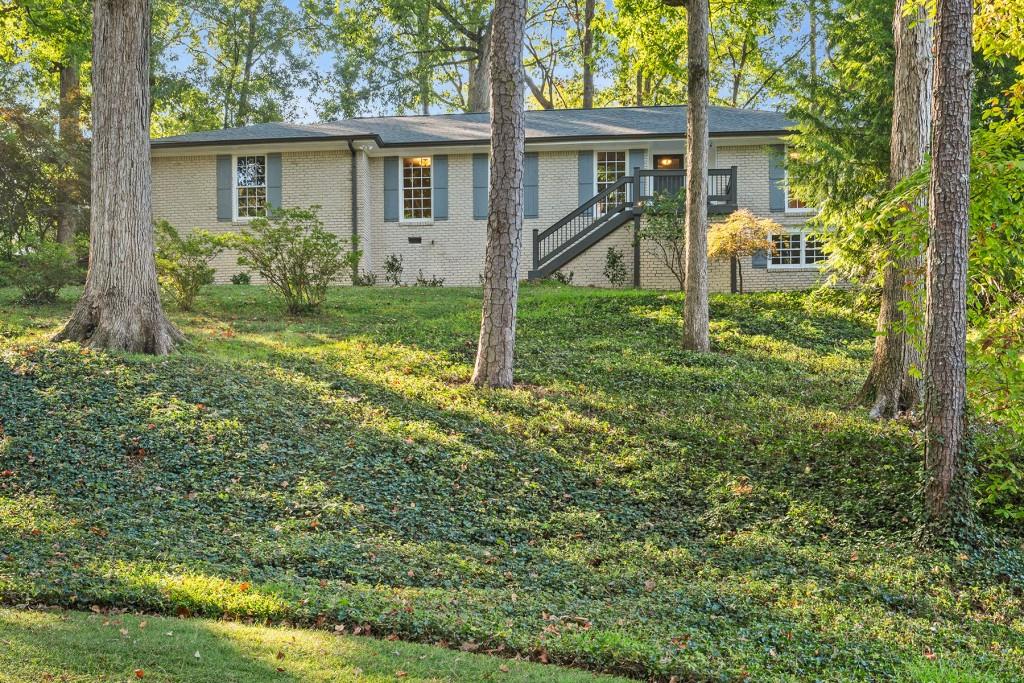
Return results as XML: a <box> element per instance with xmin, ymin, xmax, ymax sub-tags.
<box><xmin>682</xmin><ymin>0</ymin><xmax>710</xmax><ymax>352</ymax></box>
<box><xmin>466</xmin><ymin>16</ymin><xmax>493</xmax><ymax>113</ymax></box>
<box><xmin>57</xmin><ymin>60</ymin><xmax>82</xmax><ymax>245</ymax></box>
<box><xmin>54</xmin><ymin>0</ymin><xmax>183</xmax><ymax>355</ymax></box>
<box><xmin>581</xmin><ymin>0</ymin><xmax>595</xmax><ymax>108</ymax></box>
<box><xmin>922</xmin><ymin>0</ymin><xmax>972</xmax><ymax>527</ymax></box>
<box><xmin>472</xmin><ymin>0</ymin><xmax>525</xmax><ymax>388</ymax></box>
<box><xmin>860</xmin><ymin>0</ymin><xmax>932</xmax><ymax>418</ymax></box>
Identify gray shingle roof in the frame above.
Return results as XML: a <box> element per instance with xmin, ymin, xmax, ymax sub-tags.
<box><xmin>151</xmin><ymin>105</ymin><xmax>793</xmax><ymax>149</ymax></box>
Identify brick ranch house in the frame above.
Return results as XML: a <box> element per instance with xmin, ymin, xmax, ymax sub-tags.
<box><xmin>150</xmin><ymin>105</ymin><xmax>825</xmax><ymax>291</ymax></box>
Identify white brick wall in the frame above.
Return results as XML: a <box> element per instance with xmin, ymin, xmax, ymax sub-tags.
<box><xmin>151</xmin><ymin>143</ymin><xmax>826</xmax><ymax>292</ymax></box>
<box><xmin>152</xmin><ymin>150</ymin><xmax>352</xmax><ymax>283</ymax></box>
<box><xmin>366</xmin><ymin>151</ymin><xmax>578</xmax><ymax>286</ymax></box>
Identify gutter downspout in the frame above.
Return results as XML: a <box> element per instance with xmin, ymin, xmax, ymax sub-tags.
<box><xmin>347</xmin><ymin>140</ymin><xmax>359</xmax><ymax>285</ymax></box>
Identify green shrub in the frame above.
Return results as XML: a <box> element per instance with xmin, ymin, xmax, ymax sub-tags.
<box><xmin>233</xmin><ymin>206</ymin><xmax>347</xmax><ymax>314</ymax></box>
<box><xmin>231</xmin><ymin>272</ymin><xmax>251</xmax><ymax>286</ymax></box>
<box><xmin>0</xmin><ymin>240</ymin><xmax>82</xmax><ymax>304</ymax></box>
<box><xmin>343</xmin><ymin>236</ymin><xmax>364</xmax><ymax>285</ymax></box>
<box><xmin>383</xmin><ymin>253</ymin><xmax>404</xmax><ymax>286</ymax></box>
<box><xmin>414</xmin><ymin>270</ymin><xmax>444</xmax><ymax>287</ymax></box>
<box><xmin>603</xmin><ymin>246</ymin><xmax>628</xmax><ymax>287</ymax></box>
<box><xmin>354</xmin><ymin>270</ymin><xmax>377</xmax><ymax>286</ymax></box>
<box><xmin>155</xmin><ymin>221</ymin><xmax>229</xmax><ymax>311</ymax></box>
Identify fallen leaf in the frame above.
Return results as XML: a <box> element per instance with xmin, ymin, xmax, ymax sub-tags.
<box><xmin>134</xmin><ymin>670</ymin><xmax>144</xmax><ymax>679</ymax></box>
<box><xmin>276</xmin><ymin>651</ymin><xmax>285</xmax><ymax>660</ymax></box>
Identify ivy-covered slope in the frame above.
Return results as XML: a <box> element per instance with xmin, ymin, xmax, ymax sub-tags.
<box><xmin>1</xmin><ymin>285</ymin><xmax>1020</xmax><ymax>681</ymax></box>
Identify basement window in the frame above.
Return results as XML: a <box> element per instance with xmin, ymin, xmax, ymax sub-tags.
<box><xmin>769</xmin><ymin>231</ymin><xmax>826</xmax><ymax>269</ymax></box>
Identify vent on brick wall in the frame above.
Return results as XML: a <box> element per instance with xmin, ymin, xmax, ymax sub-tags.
<box><xmin>408</xmin><ymin>237</ymin><xmax>422</xmax><ymax>244</ymax></box>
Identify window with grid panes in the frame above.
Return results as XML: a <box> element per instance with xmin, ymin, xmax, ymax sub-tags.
<box><xmin>596</xmin><ymin>151</ymin><xmax>627</xmax><ymax>214</ymax></box>
<box><xmin>770</xmin><ymin>231</ymin><xmax>825</xmax><ymax>267</ymax></box>
<box><xmin>402</xmin><ymin>157</ymin><xmax>432</xmax><ymax>220</ymax></box>
<box><xmin>236</xmin><ymin>156</ymin><xmax>267</xmax><ymax>218</ymax></box>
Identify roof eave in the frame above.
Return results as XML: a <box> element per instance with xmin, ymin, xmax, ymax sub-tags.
<box><xmin>149</xmin><ymin>128</ymin><xmax>793</xmax><ymax>151</ymax></box>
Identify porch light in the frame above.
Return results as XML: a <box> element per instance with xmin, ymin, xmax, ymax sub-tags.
<box><xmin>658</xmin><ymin>157</ymin><xmax>675</xmax><ymax>167</ymax></box>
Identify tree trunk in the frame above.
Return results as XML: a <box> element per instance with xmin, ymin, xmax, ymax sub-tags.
<box><xmin>466</xmin><ymin>16</ymin><xmax>493</xmax><ymax>113</ymax></box>
<box><xmin>472</xmin><ymin>0</ymin><xmax>525</xmax><ymax>388</ymax></box>
<box><xmin>860</xmin><ymin>0</ymin><xmax>932</xmax><ymax>418</ymax></box>
<box><xmin>582</xmin><ymin>0</ymin><xmax>595</xmax><ymax>108</ymax></box>
<box><xmin>54</xmin><ymin>0</ymin><xmax>183</xmax><ymax>355</ymax></box>
<box><xmin>636</xmin><ymin>68</ymin><xmax>643</xmax><ymax>106</ymax></box>
<box><xmin>236</xmin><ymin>7</ymin><xmax>260</xmax><ymax>126</ymax></box>
<box><xmin>808</xmin><ymin>0</ymin><xmax>817</xmax><ymax>98</ymax></box>
<box><xmin>922</xmin><ymin>0</ymin><xmax>972</xmax><ymax>527</ymax></box>
<box><xmin>57</xmin><ymin>60</ymin><xmax>82</xmax><ymax>245</ymax></box>
<box><xmin>415</xmin><ymin>2</ymin><xmax>432</xmax><ymax>115</ymax></box>
<box><xmin>682</xmin><ymin>0</ymin><xmax>710</xmax><ymax>352</ymax></box>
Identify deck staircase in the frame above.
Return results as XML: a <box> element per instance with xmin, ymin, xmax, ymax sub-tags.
<box><xmin>528</xmin><ymin>166</ymin><xmax>737</xmax><ymax>281</ymax></box>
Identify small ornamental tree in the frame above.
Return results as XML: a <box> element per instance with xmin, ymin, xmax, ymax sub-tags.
<box><xmin>155</xmin><ymin>221</ymin><xmax>229</xmax><ymax>311</ymax></box>
<box><xmin>233</xmin><ymin>206</ymin><xmax>346</xmax><ymax>314</ymax></box>
<box><xmin>638</xmin><ymin>192</ymin><xmax>686</xmax><ymax>291</ymax></box>
<box><xmin>708</xmin><ymin>209</ymin><xmax>779</xmax><ymax>294</ymax></box>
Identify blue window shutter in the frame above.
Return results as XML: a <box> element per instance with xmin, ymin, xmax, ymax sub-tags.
<box><xmin>433</xmin><ymin>155</ymin><xmax>448</xmax><ymax>220</ymax></box>
<box><xmin>524</xmin><ymin>152</ymin><xmax>539</xmax><ymax>219</ymax></box>
<box><xmin>472</xmin><ymin>153</ymin><xmax>488</xmax><ymax>220</ymax></box>
<box><xmin>266</xmin><ymin>153</ymin><xmax>282</xmax><ymax>215</ymax></box>
<box><xmin>383</xmin><ymin>157</ymin><xmax>399</xmax><ymax>222</ymax></box>
<box><xmin>628</xmin><ymin>149</ymin><xmax>645</xmax><ymax>174</ymax></box>
<box><xmin>751</xmin><ymin>249</ymin><xmax>769</xmax><ymax>269</ymax></box>
<box><xmin>578</xmin><ymin>151</ymin><xmax>594</xmax><ymax>205</ymax></box>
<box><xmin>768</xmin><ymin>144</ymin><xmax>786</xmax><ymax>212</ymax></box>
<box><xmin>216</xmin><ymin>155</ymin><xmax>232</xmax><ymax>222</ymax></box>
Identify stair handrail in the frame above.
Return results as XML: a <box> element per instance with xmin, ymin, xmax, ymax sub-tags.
<box><xmin>532</xmin><ymin>175</ymin><xmax>635</xmax><ymax>270</ymax></box>
<box><xmin>531</xmin><ymin>165</ymin><xmax>740</xmax><ymax>274</ymax></box>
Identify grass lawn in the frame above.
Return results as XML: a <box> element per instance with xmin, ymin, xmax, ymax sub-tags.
<box><xmin>0</xmin><ymin>284</ymin><xmax>1021</xmax><ymax>681</ymax></box>
<box><xmin>0</xmin><ymin>607</ymin><xmax>625</xmax><ymax>681</ymax></box>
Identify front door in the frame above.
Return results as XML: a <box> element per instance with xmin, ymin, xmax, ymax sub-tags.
<box><xmin>652</xmin><ymin>154</ymin><xmax>684</xmax><ymax>197</ymax></box>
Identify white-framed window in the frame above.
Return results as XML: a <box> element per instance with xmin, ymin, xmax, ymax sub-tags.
<box><xmin>234</xmin><ymin>154</ymin><xmax>267</xmax><ymax>220</ymax></box>
<box><xmin>595</xmin><ymin>150</ymin><xmax>627</xmax><ymax>214</ymax></box>
<box><xmin>769</xmin><ymin>230</ymin><xmax>826</xmax><ymax>269</ymax></box>
<box><xmin>401</xmin><ymin>156</ymin><xmax>432</xmax><ymax>221</ymax></box>
<box><xmin>783</xmin><ymin>146</ymin><xmax>815</xmax><ymax>214</ymax></box>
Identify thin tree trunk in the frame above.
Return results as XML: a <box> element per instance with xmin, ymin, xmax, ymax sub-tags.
<box><xmin>682</xmin><ymin>0</ymin><xmax>710</xmax><ymax>352</ymax></box>
<box><xmin>236</xmin><ymin>8</ymin><xmax>260</xmax><ymax>126</ymax></box>
<box><xmin>636</xmin><ymin>68</ymin><xmax>643</xmax><ymax>106</ymax></box>
<box><xmin>54</xmin><ymin>0</ymin><xmax>183</xmax><ymax>355</ymax></box>
<box><xmin>472</xmin><ymin>0</ymin><xmax>526</xmax><ymax>388</ymax></box>
<box><xmin>860</xmin><ymin>0</ymin><xmax>932</xmax><ymax>418</ymax></box>
<box><xmin>808</xmin><ymin>0</ymin><xmax>817</xmax><ymax>98</ymax></box>
<box><xmin>57</xmin><ymin>60</ymin><xmax>82</xmax><ymax>245</ymax></box>
<box><xmin>582</xmin><ymin>0</ymin><xmax>595</xmax><ymax>108</ymax></box>
<box><xmin>417</xmin><ymin>3</ymin><xmax>432</xmax><ymax>115</ymax></box>
<box><xmin>467</xmin><ymin>16</ymin><xmax>493</xmax><ymax>113</ymax></box>
<box><xmin>922</xmin><ymin>0</ymin><xmax>972</xmax><ymax>527</ymax></box>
